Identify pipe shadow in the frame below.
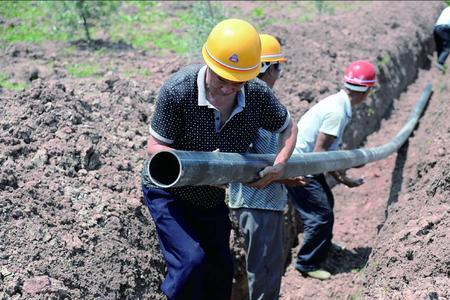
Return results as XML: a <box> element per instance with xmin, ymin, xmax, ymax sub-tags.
<box><xmin>377</xmin><ymin>88</ymin><xmax>434</xmax><ymax>233</ymax></box>
<box><xmin>376</xmin><ymin>140</ymin><xmax>409</xmax><ymax>233</ymax></box>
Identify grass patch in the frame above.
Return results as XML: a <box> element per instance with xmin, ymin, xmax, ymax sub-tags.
<box><xmin>67</xmin><ymin>63</ymin><xmax>101</xmax><ymax>78</ymax></box>
<box><xmin>252</xmin><ymin>7</ymin><xmax>265</xmax><ymax>18</ymax></box>
<box><xmin>0</xmin><ymin>72</ymin><xmax>28</xmax><ymax>91</ymax></box>
<box><xmin>0</xmin><ymin>2</ymin><xmax>69</xmax><ymax>44</ymax></box>
<box><xmin>377</xmin><ymin>53</ymin><xmax>391</xmax><ymax>68</ymax></box>
<box><xmin>122</xmin><ymin>68</ymin><xmax>152</xmax><ymax>79</ymax></box>
<box><xmin>366</xmin><ymin>107</ymin><xmax>376</xmax><ymax>117</ymax></box>
<box><xmin>1</xmin><ymin>1</ymin><xmax>368</xmax><ymax>55</ymax></box>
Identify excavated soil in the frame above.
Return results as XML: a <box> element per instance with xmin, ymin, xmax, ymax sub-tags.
<box><xmin>0</xmin><ymin>1</ymin><xmax>448</xmax><ymax>300</ymax></box>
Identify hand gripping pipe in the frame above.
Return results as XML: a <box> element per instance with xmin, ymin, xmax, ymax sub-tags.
<box><xmin>146</xmin><ymin>83</ymin><xmax>432</xmax><ymax>188</ymax></box>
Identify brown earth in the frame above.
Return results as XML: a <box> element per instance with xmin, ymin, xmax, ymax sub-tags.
<box><xmin>0</xmin><ymin>1</ymin><xmax>449</xmax><ymax>300</ymax></box>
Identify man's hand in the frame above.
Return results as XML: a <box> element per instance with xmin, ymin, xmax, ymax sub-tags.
<box><xmin>341</xmin><ymin>176</ymin><xmax>364</xmax><ymax>188</ymax></box>
<box><xmin>276</xmin><ymin>176</ymin><xmax>310</xmax><ymax>187</ymax></box>
<box><xmin>247</xmin><ymin>163</ymin><xmax>286</xmax><ymax>189</ymax></box>
<box><xmin>329</xmin><ymin>170</ymin><xmax>364</xmax><ymax>188</ymax></box>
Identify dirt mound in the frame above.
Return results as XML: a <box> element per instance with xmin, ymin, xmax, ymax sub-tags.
<box><xmin>0</xmin><ymin>78</ymin><xmax>167</xmax><ymax>299</ymax></box>
<box><xmin>359</xmin><ymin>68</ymin><xmax>450</xmax><ymax>299</ymax></box>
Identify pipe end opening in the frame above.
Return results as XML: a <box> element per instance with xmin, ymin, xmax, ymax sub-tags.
<box><xmin>148</xmin><ymin>151</ymin><xmax>181</xmax><ymax>187</ymax></box>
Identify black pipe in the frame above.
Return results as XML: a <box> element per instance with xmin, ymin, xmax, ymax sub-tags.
<box><xmin>146</xmin><ymin>83</ymin><xmax>432</xmax><ymax>188</ymax></box>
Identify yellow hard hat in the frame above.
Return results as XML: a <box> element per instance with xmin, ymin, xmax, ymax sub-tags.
<box><xmin>260</xmin><ymin>34</ymin><xmax>287</xmax><ymax>63</ymax></box>
<box><xmin>202</xmin><ymin>19</ymin><xmax>261</xmax><ymax>82</ymax></box>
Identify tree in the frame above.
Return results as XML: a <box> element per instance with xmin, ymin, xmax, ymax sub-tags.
<box><xmin>51</xmin><ymin>0</ymin><xmax>119</xmax><ymax>43</ymax></box>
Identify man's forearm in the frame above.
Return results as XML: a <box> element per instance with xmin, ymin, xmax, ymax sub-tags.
<box><xmin>274</xmin><ymin>119</ymin><xmax>297</xmax><ymax>165</ymax></box>
<box><xmin>147</xmin><ymin>136</ymin><xmax>175</xmax><ymax>156</ymax></box>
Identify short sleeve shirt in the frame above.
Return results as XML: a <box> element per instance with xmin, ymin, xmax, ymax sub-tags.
<box><xmin>294</xmin><ymin>89</ymin><xmax>352</xmax><ymax>154</ymax></box>
<box><xmin>142</xmin><ymin>65</ymin><xmax>290</xmax><ymax>208</ymax></box>
<box><xmin>228</xmin><ymin>129</ymin><xmax>288</xmax><ymax>211</ymax></box>
<box><xmin>436</xmin><ymin>7</ymin><xmax>450</xmax><ymax>26</ymax></box>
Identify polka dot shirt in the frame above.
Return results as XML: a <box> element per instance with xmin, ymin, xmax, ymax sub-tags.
<box><xmin>228</xmin><ymin>129</ymin><xmax>288</xmax><ymax>211</ymax></box>
<box><xmin>142</xmin><ymin>64</ymin><xmax>290</xmax><ymax>208</ymax></box>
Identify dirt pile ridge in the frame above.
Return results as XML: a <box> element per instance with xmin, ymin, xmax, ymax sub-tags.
<box><xmin>0</xmin><ymin>1</ymin><xmax>448</xmax><ymax>300</ymax></box>
<box><xmin>358</xmin><ymin>69</ymin><xmax>450</xmax><ymax>299</ymax></box>
<box><xmin>0</xmin><ymin>78</ymin><xmax>167</xmax><ymax>299</ymax></box>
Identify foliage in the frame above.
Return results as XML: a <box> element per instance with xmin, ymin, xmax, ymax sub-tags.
<box><xmin>0</xmin><ymin>1</ymin><xmax>367</xmax><ymax>54</ymax></box>
<box><xmin>367</xmin><ymin>107</ymin><xmax>376</xmax><ymax>118</ymax></box>
<box><xmin>252</xmin><ymin>7</ymin><xmax>265</xmax><ymax>18</ymax></box>
<box><xmin>179</xmin><ymin>1</ymin><xmax>226</xmax><ymax>56</ymax></box>
<box><xmin>377</xmin><ymin>53</ymin><xmax>391</xmax><ymax>68</ymax></box>
<box><xmin>314</xmin><ymin>1</ymin><xmax>335</xmax><ymax>15</ymax></box>
<box><xmin>0</xmin><ymin>1</ymin><xmax>118</xmax><ymax>45</ymax></box>
<box><xmin>50</xmin><ymin>1</ymin><xmax>119</xmax><ymax>42</ymax></box>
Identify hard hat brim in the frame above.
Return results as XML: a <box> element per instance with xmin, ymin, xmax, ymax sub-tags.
<box><xmin>202</xmin><ymin>44</ymin><xmax>261</xmax><ymax>82</ymax></box>
<box><xmin>261</xmin><ymin>56</ymin><xmax>287</xmax><ymax>63</ymax></box>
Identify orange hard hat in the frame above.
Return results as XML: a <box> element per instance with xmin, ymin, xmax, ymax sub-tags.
<box><xmin>202</xmin><ymin>19</ymin><xmax>261</xmax><ymax>82</ymax></box>
<box><xmin>260</xmin><ymin>34</ymin><xmax>287</xmax><ymax>63</ymax></box>
<box><xmin>343</xmin><ymin>60</ymin><xmax>376</xmax><ymax>92</ymax></box>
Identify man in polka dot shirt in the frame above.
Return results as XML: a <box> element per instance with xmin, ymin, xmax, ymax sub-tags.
<box><xmin>141</xmin><ymin>20</ymin><xmax>297</xmax><ymax>300</ymax></box>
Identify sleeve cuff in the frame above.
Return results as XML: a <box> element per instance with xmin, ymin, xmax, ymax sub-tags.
<box><xmin>274</xmin><ymin>110</ymin><xmax>291</xmax><ymax>133</ymax></box>
<box><xmin>149</xmin><ymin>125</ymin><xmax>174</xmax><ymax>144</ymax></box>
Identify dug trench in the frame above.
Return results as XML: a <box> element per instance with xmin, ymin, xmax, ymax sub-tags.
<box><xmin>0</xmin><ymin>1</ymin><xmax>448</xmax><ymax>300</ymax></box>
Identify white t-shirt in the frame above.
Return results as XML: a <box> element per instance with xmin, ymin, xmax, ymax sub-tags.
<box><xmin>436</xmin><ymin>7</ymin><xmax>450</xmax><ymax>26</ymax></box>
<box><xmin>294</xmin><ymin>89</ymin><xmax>352</xmax><ymax>154</ymax></box>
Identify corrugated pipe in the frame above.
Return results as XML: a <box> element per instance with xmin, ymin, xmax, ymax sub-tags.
<box><xmin>146</xmin><ymin>83</ymin><xmax>432</xmax><ymax>188</ymax></box>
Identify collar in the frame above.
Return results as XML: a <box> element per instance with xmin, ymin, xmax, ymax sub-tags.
<box><xmin>339</xmin><ymin>89</ymin><xmax>352</xmax><ymax>119</ymax></box>
<box><xmin>197</xmin><ymin>65</ymin><xmax>246</xmax><ymax>108</ymax></box>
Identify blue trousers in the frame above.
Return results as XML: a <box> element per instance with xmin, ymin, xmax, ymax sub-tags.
<box><xmin>235</xmin><ymin>208</ymin><xmax>284</xmax><ymax>300</ymax></box>
<box><xmin>142</xmin><ymin>186</ymin><xmax>233</xmax><ymax>300</ymax></box>
<box><xmin>434</xmin><ymin>25</ymin><xmax>450</xmax><ymax>65</ymax></box>
<box><xmin>287</xmin><ymin>174</ymin><xmax>334</xmax><ymax>272</ymax></box>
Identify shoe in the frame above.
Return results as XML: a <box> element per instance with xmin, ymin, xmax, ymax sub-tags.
<box><xmin>331</xmin><ymin>242</ymin><xmax>346</xmax><ymax>252</ymax></box>
<box><xmin>435</xmin><ymin>62</ymin><xmax>446</xmax><ymax>73</ymax></box>
<box><xmin>302</xmin><ymin>269</ymin><xmax>331</xmax><ymax>280</ymax></box>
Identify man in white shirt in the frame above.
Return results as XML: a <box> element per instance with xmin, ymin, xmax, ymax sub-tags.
<box><xmin>434</xmin><ymin>6</ymin><xmax>450</xmax><ymax>73</ymax></box>
<box><xmin>287</xmin><ymin>61</ymin><xmax>377</xmax><ymax>280</ymax></box>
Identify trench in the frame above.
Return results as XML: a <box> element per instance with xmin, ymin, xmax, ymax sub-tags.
<box><xmin>230</xmin><ymin>6</ymin><xmax>441</xmax><ymax>300</ymax></box>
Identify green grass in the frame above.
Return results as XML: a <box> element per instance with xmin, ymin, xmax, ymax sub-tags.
<box><xmin>110</xmin><ymin>2</ymin><xmax>185</xmax><ymax>53</ymax></box>
<box><xmin>0</xmin><ymin>72</ymin><xmax>28</xmax><ymax>91</ymax></box>
<box><xmin>0</xmin><ymin>2</ymin><xmax>69</xmax><ymax>44</ymax></box>
<box><xmin>377</xmin><ymin>53</ymin><xmax>391</xmax><ymax>68</ymax></box>
<box><xmin>367</xmin><ymin>107</ymin><xmax>376</xmax><ymax>117</ymax></box>
<box><xmin>438</xmin><ymin>80</ymin><xmax>447</xmax><ymax>93</ymax></box>
<box><xmin>0</xmin><ymin>1</ymin><xmax>368</xmax><ymax>55</ymax></box>
<box><xmin>122</xmin><ymin>67</ymin><xmax>152</xmax><ymax>79</ymax></box>
<box><xmin>67</xmin><ymin>63</ymin><xmax>101</xmax><ymax>78</ymax></box>
<box><xmin>251</xmin><ymin>7</ymin><xmax>265</xmax><ymax>18</ymax></box>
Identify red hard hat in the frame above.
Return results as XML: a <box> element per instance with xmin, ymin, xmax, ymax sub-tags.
<box><xmin>343</xmin><ymin>60</ymin><xmax>376</xmax><ymax>92</ymax></box>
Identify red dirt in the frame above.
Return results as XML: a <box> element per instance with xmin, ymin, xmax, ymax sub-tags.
<box><xmin>0</xmin><ymin>1</ymin><xmax>448</xmax><ymax>300</ymax></box>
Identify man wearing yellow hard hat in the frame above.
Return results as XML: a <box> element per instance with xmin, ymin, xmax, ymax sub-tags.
<box><xmin>229</xmin><ymin>34</ymin><xmax>291</xmax><ymax>300</ymax></box>
<box><xmin>141</xmin><ymin>20</ymin><xmax>297</xmax><ymax>300</ymax></box>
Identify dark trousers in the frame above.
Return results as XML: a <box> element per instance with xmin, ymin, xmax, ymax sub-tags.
<box><xmin>142</xmin><ymin>186</ymin><xmax>233</xmax><ymax>300</ymax></box>
<box><xmin>287</xmin><ymin>174</ymin><xmax>334</xmax><ymax>272</ymax></box>
<box><xmin>434</xmin><ymin>25</ymin><xmax>450</xmax><ymax>65</ymax></box>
